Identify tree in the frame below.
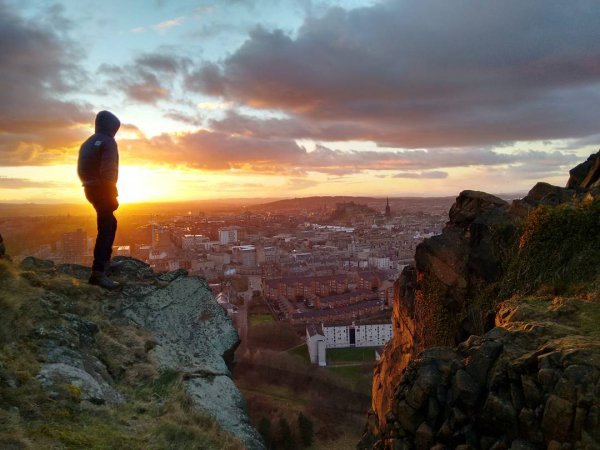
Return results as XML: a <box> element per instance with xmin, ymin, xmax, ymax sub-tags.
<box><xmin>258</xmin><ymin>417</ymin><xmax>272</xmax><ymax>449</ymax></box>
<box><xmin>277</xmin><ymin>417</ymin><xmax>296</xmax><ymax>450</ymax></box>
<box><xmin>297</xmin><ymin>412</ymin><xmax>314</xmax><ymax>447</ymax></box>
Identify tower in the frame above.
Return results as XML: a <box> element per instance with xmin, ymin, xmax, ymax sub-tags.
<box><xmin>385</xmin><ymin>197</ymin><xmax>391</xmax><ymax>218</ymax></box>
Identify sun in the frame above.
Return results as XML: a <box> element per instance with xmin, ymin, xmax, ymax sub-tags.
<box><xmin>116</xmin><ymin>166</ymin><xmax>176</xmax><ymax>203</ymax></box>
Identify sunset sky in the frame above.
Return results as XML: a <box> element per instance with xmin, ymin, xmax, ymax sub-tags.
<box><xmin>1</xmin><ymin>0</ymin><xmax>599</xmax><ymax>204</ymax></box>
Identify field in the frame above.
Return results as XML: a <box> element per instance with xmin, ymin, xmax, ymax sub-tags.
<box><xmin>326</xmin><ymin>347</ymin><xmax>377</xmax><ymax>363</ymax></box>
<box><xmin>248</xmin><ymin>313</ymin><xmax>274</xmax><ymax>327</ymax></box>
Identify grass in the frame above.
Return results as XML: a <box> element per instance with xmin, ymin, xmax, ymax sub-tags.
<box><xmin>504</xmin><ymin>296</ymin><xmax>600</xmax><ymax>339</ymax></box>
<box><xmin>326</xmin><ymin>347</ymin><xmax>376</xmax><ymax>363</ymax></box>
<box><xmin>500</xmin><ymin>199</ymin><xmax>600</xmax><ymax>296</ymax></box>
<box><xmin>326</xmin><ymin>365</ymin><xmax>365</xmax><ymax>383</ymax></box>
<box><xmin>287</xmin><ymin>344</ymin><xmax>311</xmax><ymax>363</ymax></box>
<box><xmin>249</xmin><ymin>313</ymin><xmax>274</xmax><ymax>327</ymax></box>
<box><xmin>0</xmin><ymin>259</ymin><xmax>245</xmax><ymax>450</ymax></box>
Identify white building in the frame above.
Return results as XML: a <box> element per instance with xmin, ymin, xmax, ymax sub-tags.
<box><xmin>256</xmin><ymin>245</ymin><xmax>278</xmax><ymax>264</ymax></box>
<box><xmin>113</xmin><ymin>245</ymin><xmax>131</xmax><ymax>257</ymax></box>
<box><xmin>306</xmin><ymin>321</ymin><xmax>393</xmax><ymax>366</ymax></box>
<box><xmin>219</xmin><ymin>227</ymin><xmax>239</xmax><ymax>244</ymax></box>
<box><xmin>181</xmin><ymin>234</ymin><xmax>209</xmax><ymax>250</ymax></box>
<box><xmin>368</xmin><ymin>256</ymin><xmax>392</xmax><ymax>270</ymax></box>
<box><xmin>306</xmin><ymin>324</ymin><xmax>326</xmax><ymax>366</ymax></box>
<box><xmin>232</xmin><ymin>245</ymin><xmax>257</xmax><ymax>267</ymax></box>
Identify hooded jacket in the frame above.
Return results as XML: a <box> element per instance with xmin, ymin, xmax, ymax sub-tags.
<box><xmin>77</xmin><ymin>111</ymin><xmax>121</xmax><ymax>195</ymax></box>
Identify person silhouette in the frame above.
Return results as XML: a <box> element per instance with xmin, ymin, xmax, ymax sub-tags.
<box><xmin>77</xmin><ymin>111</ymin><xmax>121</xmax><ymax>289</ymax></box>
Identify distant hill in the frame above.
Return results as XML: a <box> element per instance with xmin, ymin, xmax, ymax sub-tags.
<box><xmin>249</xmin><ymin>195</ymin><xmax>458</xmax><ymax>213</ymax></box>
<box><xmin>328</xmin><ymin>201</ymin><xmax>378</xmax><ymax>222</ymax></box>
<box><xmin>0</xmin><ymin>198</ymin><xmax>281</xmax><ymax>217</ymax></box>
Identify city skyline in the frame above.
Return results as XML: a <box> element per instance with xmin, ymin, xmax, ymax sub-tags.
<box><xmin>2</xmin><ymin>0</ymin><xmax>600</xmax><ymax>203</ymax></box>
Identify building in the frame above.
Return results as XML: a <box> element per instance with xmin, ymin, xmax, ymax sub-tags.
<box><xmin>256</xmin><ymin>245</ymin><xmax>278</xmax><ymax>265</ymax></box>
<box><xmin>306</xmin><ymin>324</ymin><xmax>326</xmax><ymax>366</ymax></box>
<box><xmin>216</xmin><ymin>291</ymin><xmax>238</xmax><ymax>317</ymax></box>
<box><xmin>232</xmin><ymin>245</ymin><xmax>257</xmax><ymax>267</ymax></box>
<box><xmin>113</xmin><ymin>245</ymin><xmax>131</xmax><ymax>257</ymax></box>
<box><xmin>306</xmin><ymin>320</ymin><xmax>393</xmax><ymax>366</ymax></box>
<box><xmin>323</xmin><ymin>320</ymin><xmax>393</xmax><ymax>348</ymax></box>
<box><xmin>151</xmin><ymin>223</ymin><xmax>171</xmax><ymax>249</ymax></box>
<box><xmin>62</xmin><ymin>229</ymin><xmax>87</xmax><ymax>263</ymax></box>
<box><xmin>181</xmin><ymin>234</ymin><xmax>209</xmax><ymax>250</ymax></box>
<box><xmin>219</xmin><ymin>227</ymin><xmax>239</xmax><ymax>245</ymax></box>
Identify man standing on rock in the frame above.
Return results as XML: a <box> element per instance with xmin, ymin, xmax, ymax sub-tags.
<box><xmin>77</xmin><ymin>111</ymin><xmax>121</xmax><ymax>290</ymax></box>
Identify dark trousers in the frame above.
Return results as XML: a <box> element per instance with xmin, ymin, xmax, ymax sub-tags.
<box><xmin>84</xmin><ymin>186</ymin><xmax>118</xmax><ymax>273</ymax></box>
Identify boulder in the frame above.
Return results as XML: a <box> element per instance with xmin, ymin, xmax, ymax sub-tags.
<box><xmin>121</xmin><ymin>275</ymin><xmax>264</xmax><ymax>449</ymax></box>
<box><xmin>57</xmin><ymin>264</ymin><xmax>92</xmax><ymax>280</ymax></box>
<box><xmin>541</xmin><ymin>395</ymin><xmax>574</xmax><ymax>443</ymax></box>
<box><xmin>566</xmin><ymin>149</ymin><xmax>600</xmax><ymax>189</ymax></box>
<box><xmin>19</xmin><ymin>256</ymin><xmax>55</xmax><ymax>271</ymax></box>
<box><xmin>448</xmin><ymin>191</ymin><xmax>508</xmax><ymax>228</ymax></box>
<box><xmin>37</xmin><ymin>362</ymin><xmax>123</xmax><ymax>404</ymax></box>
<box><xmin>510</xmin><ymin>182</ymin><xmax>575</xmax><ymax>218</ymax></box>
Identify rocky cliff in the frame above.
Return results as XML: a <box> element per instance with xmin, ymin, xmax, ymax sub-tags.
<box><xmin>0</xmin><ymin>257</ymin><xmax>264</xmax><ymax>449</ymax></box>
<box><xmin>360</xmin><ymin>151</ymin><xmax>600</xmax><ymax>449</ymax></box>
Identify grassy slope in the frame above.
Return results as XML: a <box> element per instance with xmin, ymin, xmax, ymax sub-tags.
<box><xmin>0</xmin><ymin>260</ymin><xmax>243</xmax><ymax>450</ymax></box>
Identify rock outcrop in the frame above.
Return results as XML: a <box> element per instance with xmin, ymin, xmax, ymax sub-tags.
<box><xmin>371</xmin><ymin>190</ymin><xmax>513</xmax><ymax>429</ymax></box>
<box><xmin>116</xmin><ymin>260</ymin><xmax>263</xmax><ymax>448</ymax></box>
<box><xmin>362</xmin><ymin>151</ymin><xmax>600</xmax><ymax>449</ymax></box>
<box><xmin>360</xmin><ymin>297</ymin><xmax>600</xmax><ymax>449</ymax></box>
<box><xmin>1</xmin><ymin>256</ymin><xmax>264</xmax><ymax>449</ymax></box>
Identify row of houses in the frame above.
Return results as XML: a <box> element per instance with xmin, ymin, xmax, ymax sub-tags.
<box><xmin>289</xmin><ymin>298</ymin><xmax>387</xmax><ymax>325</ymax></box>
<box><xmin>264</xmin><ymin>270</ymin><xmax>395</xmax><ymax>303</ymax></box>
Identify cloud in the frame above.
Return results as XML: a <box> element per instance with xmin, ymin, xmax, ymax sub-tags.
<box><xmin>99</xmin><ymin>52</ymin><xmax>191</xmax><ymax>103</ymax></box>
<box><xmin>0</xmin><ymin>177</ymin><xmax>67</xmax><ymax>189</ymax></box>
<box><xmin>284</xmin><ymin>177</ymin><xmax>320</xmax><ymax>191</ymax></box>
<box><xmin>121</xmin><ymin>128</ymin><xmax>579</xmax><ymax>177</ymax></box>
<box><xmin>0</xmin><ymin>1</ymin><xmax>90</xmax><ymax>166</ymax></box>
<box><xmin>163</xmin><ymin>110</ymin><xmax>204</xmax><ymax>126</ymax></box>
<box><xmin>392</xmin><ymin>171</ymin><xmax>448</xmax><ymax>179</ymax></box>
<box><xmin>153</xmin><ymin>16</ymin><xmax>185</xmax><ymax>32</ymax></box>
<box><xmin>187</xmin><ymin>1</ymin><xmax>600</xmax><ymax>148</ymax></box>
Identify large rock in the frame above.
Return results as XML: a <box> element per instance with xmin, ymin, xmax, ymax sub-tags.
<box><xmin>448</xmin><ymin>190</ymin><xmax>508</xmax><ymax>228</ymax></box>
<box><xmin>566</xmin><ymin>149</ymin><xmax>600</xmax><ymax>189</ymax></box>
<box><xmin>121</xmin><ymin>275</ymin><xmax>264</xmax><ymax>449</ymax></box>
<box><xmin>360</xmin><ymin>153</ymin><xmax>600</xmax><ymax>450</ymax></box>
<box><xmin>509</xmin><ymin>182</ymin><xmax>576</xmax><ymax>218</ymax></box>
<box><xmin>31</xmin><ymin>259</ymin><xmax>264</xmax><ymax>449</ymax></box>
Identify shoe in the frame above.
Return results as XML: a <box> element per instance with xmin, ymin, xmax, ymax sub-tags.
<box><xmin>107</xmin><ymin>259</ymin><xmax>127</xmax><ymax>275</ymax></box>
<box><xmin>89</xmin><ymin>271</ymin><xmax>120</xmax><ymax>290</ymax></box>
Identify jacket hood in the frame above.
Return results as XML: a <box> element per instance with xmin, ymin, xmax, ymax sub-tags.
<box><xmin>95</xmin><ymin>110</ymin><xmax>121</xmax><ymax>137</ymax></box>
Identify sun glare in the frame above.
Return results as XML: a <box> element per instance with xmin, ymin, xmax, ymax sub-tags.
<box><xmin>116</xmin><ymin>166</ymin><xmax>179</xmax><ymax>203</ymax></box>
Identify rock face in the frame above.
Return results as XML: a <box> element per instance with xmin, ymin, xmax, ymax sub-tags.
<box><xmin>362</xmin><ymin>152</ymin><xmax>600</xmax><ymax>449</ymax></box>
<box><xmin>26</xmin><ymin>257</ymin><xmax>264</xmax><ymax>449</ymax></box>
<box><xmin>371</xmin><ymin>190</ymin><xmax>513</xmax><ymax>429</ymax></box>
<box><xmin>566</xmin><ymin>149</ymin><xmax>600</xmax><ymax>189</ymax></box>
<box><xmin>119</xmin><ymin>263</ymin><xmax>264</xmax><ymax>449</ymax></box>
<box><xmin>360</xmin><ymin>298</ymin><xmax>600</xmax><ymax>449</ymax></box>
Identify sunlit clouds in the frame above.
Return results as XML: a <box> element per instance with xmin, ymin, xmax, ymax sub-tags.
<box><xmin>1</xmin><ymin>0</ymin><xmax>599</xmax><ymax>203</ymax></box>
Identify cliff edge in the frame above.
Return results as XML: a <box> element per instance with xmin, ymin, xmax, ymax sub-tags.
<box><xmin>0</xmin><ymin>257</ymin><xmax>264</xmax><ymax>449</ymax></box>
<box><xmin>360</xmin><ymin>151</ymin><xmax>600</xmax><ymax>449</ymax></box>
